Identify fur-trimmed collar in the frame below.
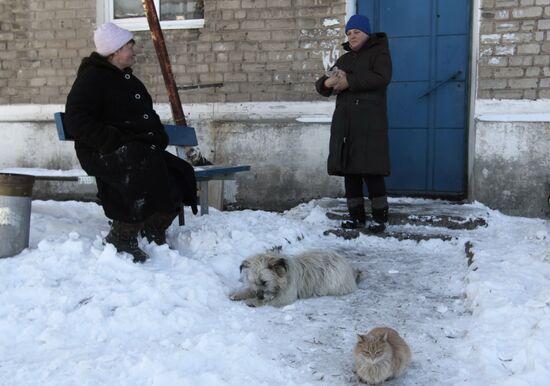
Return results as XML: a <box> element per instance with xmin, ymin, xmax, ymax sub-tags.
<box><xmin>77</xmin><ymin>52</ymin><xmax>133</xmax><ymax>76</ymax></box>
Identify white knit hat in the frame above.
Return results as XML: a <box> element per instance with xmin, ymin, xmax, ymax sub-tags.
<box><xmin>93</xmin><ymin>22</ymin><xmax>134</xmax><ymax>56</ymax></box>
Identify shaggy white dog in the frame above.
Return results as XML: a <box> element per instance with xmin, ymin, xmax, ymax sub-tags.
<box><xmin>230</xmin><ymin>250</ymin><xmax>361</xmax><ymax>307</ymax></box>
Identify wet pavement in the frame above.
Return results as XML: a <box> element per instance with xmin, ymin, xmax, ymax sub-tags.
<box><xmin>323</xmin><ymin>198</ymin><xmax>489</xmax><ymax>242</ymax></box>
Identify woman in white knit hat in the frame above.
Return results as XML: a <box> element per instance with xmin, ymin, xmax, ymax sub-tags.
<box><xmin>64</xmin><ymin>22</ymin><xmax>198</xmax><ymax>263</ymax></box>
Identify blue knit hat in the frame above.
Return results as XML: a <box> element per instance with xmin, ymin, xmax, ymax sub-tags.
<box><xmin>345</xmin><ymin>14</ymin><xmax>371</xmax><ymax>35</ymax></box>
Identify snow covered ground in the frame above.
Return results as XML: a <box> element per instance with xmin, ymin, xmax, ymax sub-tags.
<box><xmin>0</xmin><ymin>197</ymin><xmax>548</xmax><ymax>386</ymax></box>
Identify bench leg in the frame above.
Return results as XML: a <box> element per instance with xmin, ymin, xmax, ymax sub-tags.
<box><xmin>178</xmin><ymin>208</ymin><xmax>185</xmax><ymax>226</ymax></box>
<box><xmin>199</xmin><ymin>180</ymin><xmax>209</xmax><ymax>215</ymax></box>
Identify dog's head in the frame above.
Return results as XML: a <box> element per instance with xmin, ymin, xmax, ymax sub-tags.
<box><xmin>239</xmin><ymin>252</ymin><xmax>289</xmax><ymax>302</ymax></box>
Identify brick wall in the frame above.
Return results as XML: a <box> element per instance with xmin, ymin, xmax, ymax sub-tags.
<box><xmin>479</xmin><ymin>0</ymin><xmax>550</xmax><ymax>99</ymax></box>
<box><xmin>0</xmin><ymin>0</ymin><xmax>96</xmax><ymax>104</ymax></box>
<box><xmin>6</xmin><ymin>1</ymin><xmax>550</xmax><ymax>104</ymax></box>
<box><xmin>0</xmin><ymin>0</ymin><xmax>15</xmax><ymax>104</ymax></box>
<box><xmin>0</xmin><ymin>0</ymin><xmax>347</xmax><ymax>104</ymax></box>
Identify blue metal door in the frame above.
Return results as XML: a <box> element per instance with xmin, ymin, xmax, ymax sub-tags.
<box><xmin>357</xmin><ymin>0</ymin><xmax>470</xmax><ymax>195</ymax></box>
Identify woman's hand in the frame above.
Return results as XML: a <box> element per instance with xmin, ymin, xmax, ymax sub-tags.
<box><xmin>332</xmin><ymin>70</ymin><xmax>349</xmax><ymax>93</ymax></box>
<box><xmin>324</xmin><ymin>74</ymin><xmax>339</xmax><ymax>88</ymax></box>
<box><xmin>324</xmin><ymin>69</ymin><xmax>349</xmax><ymax>93</ymax></box>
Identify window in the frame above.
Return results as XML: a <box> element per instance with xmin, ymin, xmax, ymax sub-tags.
<box><xmin>103</xmin><ymin>0</ymin><xmax>204</xmax><ymax>31</ymax></box>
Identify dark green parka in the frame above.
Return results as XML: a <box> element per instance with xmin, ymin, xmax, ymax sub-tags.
<box><xmin>65</xmin><ymin>53</ymin><xmax>197</xmax><ymax>223</ymax></box>
<box><xmin>315</xmin><ymin>32</ymin><xmax>392</xmax><ymax>176</ymax></box>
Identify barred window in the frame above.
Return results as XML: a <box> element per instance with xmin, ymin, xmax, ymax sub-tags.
<box><xmin>104</xmin><ymin>0</ymin><xmax>204</xmax><ymax>31</ymax></box>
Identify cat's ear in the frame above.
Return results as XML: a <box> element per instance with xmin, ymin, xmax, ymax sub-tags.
<box><xmin>382</xmin><ymin>332</ymin><xmax>389</xmax><ymax>342</ymax></box>
<box><xmin>240</xmin><ymin>260</ymin><xmax>251</xmax><ymax>272</ymax></box>
<box><xmin>357</xmin><ymin>334</ymin><xmax>366</xmax><ymax>342</ymax></box>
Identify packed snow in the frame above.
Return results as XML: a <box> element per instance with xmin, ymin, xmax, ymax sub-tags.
<box><xmin>0</xmin><ymin>197</ymin><xmax>548</xmax><ymax>385</ymax></box>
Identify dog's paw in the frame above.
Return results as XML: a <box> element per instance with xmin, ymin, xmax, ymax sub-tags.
<box><xmin>230</xmin><ymin>287</ymin><xmax>255</xmax><ymax>301</ymax></box>
<box><xmin>229</xmin><ymin>292</ymin><xmax>246</xmax><ymax>301</ymax></box>
<box><xmin>245</xmin><ymin>298</ymin><xmax>263</xmax><ymax>307</ymax></box>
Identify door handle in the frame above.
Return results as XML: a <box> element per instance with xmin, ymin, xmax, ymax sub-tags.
<box><xmin>417</xmin><ymin>70</ymin><xmax>462</xmax><ymax>98</ymax></box>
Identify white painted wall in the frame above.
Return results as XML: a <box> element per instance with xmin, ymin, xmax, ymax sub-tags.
<box><xmin>0</xmin><ymin>102</ymin><xmax>343</xmax><ymax>209</ymax></box>
<box><xmin>473</xmin><ymin>99</ymin><xmax>550</xmax><ymax>218</ymax></box>
<box><xmin>1</xmin><ymin>99</ymin><xmax>548</xmax><ymax>217</ymax></box>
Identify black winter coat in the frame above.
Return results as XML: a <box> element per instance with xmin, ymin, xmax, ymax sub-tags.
<box><xmin>65</xmin><ymin>53</ymin><xmax>197</xmax><ymax>223</ymax></box>
<box><xmin>315</xmin><ymin>33</ymin><xmax>392</xmax><ymax>176</ymax></box>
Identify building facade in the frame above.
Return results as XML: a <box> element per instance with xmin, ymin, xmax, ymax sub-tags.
<box><xmin>0</xmin><ymin>0</ymin><xmax>548</xmax><ymax>218</ymax></box>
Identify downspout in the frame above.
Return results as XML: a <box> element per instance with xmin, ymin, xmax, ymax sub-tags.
<box><xmin>346</xmin><ymin>0</ymin><xmax>356</xmax><ymax>21</ymax></box>
<box><xmin>467</xmin><ymin>0</ymin><xmax>481</xmax><ymax>202</ymax></box>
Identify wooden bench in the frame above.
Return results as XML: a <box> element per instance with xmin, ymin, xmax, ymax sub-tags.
<box><xmin>19</xmin><ymin>112</ymin><xmax>251</xmax><ymax>224</ymax></box>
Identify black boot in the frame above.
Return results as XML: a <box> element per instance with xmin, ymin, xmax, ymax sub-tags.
<box><xmin>342</xmin><ymin>197</ymin><xmax>367</xmax><ymax>229</ymax></box>
<box><xmin>368</xmin><ymin>196</ymin><xmax>389</xmax><ymax>233</ymax></box>
<box><xmin>105</xmin><ymin>220</ymin><xmax>149</xmax><ymax>263</ymax></box>
<box><xmin>141</xmin><ymin>211</ymin><xmax>178</xmax><ymax>245</ymax></box>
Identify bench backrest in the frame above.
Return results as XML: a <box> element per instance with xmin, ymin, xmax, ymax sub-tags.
<box><xmin>54</xmin><ymin>112</ymin><xmax>198</xmax><ymax>146</ymax></box>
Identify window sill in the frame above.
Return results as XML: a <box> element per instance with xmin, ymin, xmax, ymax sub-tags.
<box><xmin>113</xmin><ymin>18</ymin><xmax>205</xmax><ymax>31</ymax></box>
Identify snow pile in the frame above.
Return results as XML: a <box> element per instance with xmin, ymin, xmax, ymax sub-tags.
<box><xmin>0</xmin><ymin>198</ymin><xmax>548</xmax><ymax>385</ymax></box>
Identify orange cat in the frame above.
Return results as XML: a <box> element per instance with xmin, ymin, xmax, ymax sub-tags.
<box><xmin>353</xmin><ymin>327</ymin><xmax>411</xmax><ymax>385</ymax></box>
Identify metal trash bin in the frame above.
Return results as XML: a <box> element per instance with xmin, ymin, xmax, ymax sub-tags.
<box><xmin>0</xmin><ymin>173</ymin><xmax>35</xmax><ymax>258</ymax></box>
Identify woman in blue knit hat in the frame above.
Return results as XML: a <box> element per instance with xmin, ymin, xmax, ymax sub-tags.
<box><xmin>315</xmin><ymin>14</ymin><xmax>392</xmax><ymax>233</ymax></box>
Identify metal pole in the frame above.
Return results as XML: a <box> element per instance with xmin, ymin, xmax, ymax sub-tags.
<box><xmin>141</xmin><ymin>0</ymin><xmax>187</xmax><ymax>126</ymax></box>
<box><xmin>142</xmin><ymin>0</ymin><xmax>211</xmax><ymax>224</ymax></box>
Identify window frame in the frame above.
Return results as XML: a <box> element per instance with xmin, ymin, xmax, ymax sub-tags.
<box><xmin>102</xmin><ymin>0</ymin><xmax>205</xmax><ymax>31</ymax></box>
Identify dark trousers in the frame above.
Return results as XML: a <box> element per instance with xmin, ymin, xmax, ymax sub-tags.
<box><xmin>344</xmin><ymin>174</ymin><xmax>386</xmax><ymax>199</ymax></box>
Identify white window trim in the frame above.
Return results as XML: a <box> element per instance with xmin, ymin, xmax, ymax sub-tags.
<box><xmin>98</xmin><ymin>0</ymin><xmax>204</xmax><ymax>31</ymax></box>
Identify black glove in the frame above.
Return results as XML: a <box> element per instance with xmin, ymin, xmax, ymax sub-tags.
<box><xmin>96</xmin><ymin>125</ymin><xmax>125</xmax><ymax>154</ymax></box>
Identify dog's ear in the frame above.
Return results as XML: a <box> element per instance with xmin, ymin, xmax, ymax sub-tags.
<box><xmin>239</xmin><ymin>259</ymin><xmax>251</xmax><ymax>272</ymax></box>
<box><xmin>268</xmin><ymin>257</ymin><xmax>288</xmax><ymax>277</ymax></box>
